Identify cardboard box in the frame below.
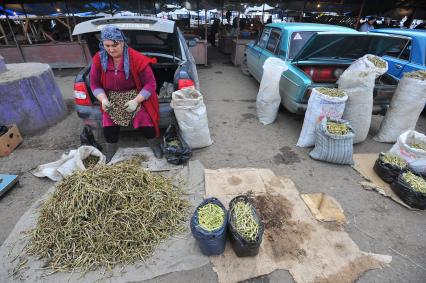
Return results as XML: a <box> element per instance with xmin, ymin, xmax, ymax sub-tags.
<box><xmin>0</xmin><ymin>125</ymin><xmax>23</xmax><ymax>156</ymax></box>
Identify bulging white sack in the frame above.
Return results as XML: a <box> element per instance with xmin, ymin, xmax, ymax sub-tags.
<box><xmin>297</xmin><ymin>88</ymin><xmax>348</xmax><ymax>147</ymax></box>
<box><xmin>171</xmin><ymin>87</ymin><xmax>213</xmax><ymax>149</ymax></box>
<box><xmin>256</xmin><ymin>57</ymin><xmax>288</xmax><ymax>125</ymax></box>
<box><xmin>389</xmin><ymin>130</ymin><xmax>426</xmax><ymax>174</ymax></box>
<box><xmin>338</xmin><ymin>55</ymin><xmax>388</xmax><ymax>144</ymax></box>
<box><xmin>374</xmin><ymin>73</ymin><xmax>426</xmax><ymax>143</ymax></box>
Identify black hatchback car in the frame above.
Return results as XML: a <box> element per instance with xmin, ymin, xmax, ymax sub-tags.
<box><xmin>72</xmin><ymin>16</ymin><xmax>199</xmax><ymax>130</ymax></box>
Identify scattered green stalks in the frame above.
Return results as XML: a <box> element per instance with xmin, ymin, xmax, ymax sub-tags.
<box><xmin>367</xmin><ymin>55</ymin><xmax>387</xmax><ymax>69</ymax></box>
<box><xmin>197</xmin><ymin>203</ymin><xmax>225</xmax><ymax>232</ymax></box>
<box><xmin>232</xmin><ymin>202</ymin><xmax>259</xmax><ymax>242</ymax></box>
<box><xmin>317</xmin><ymin>87</ymin><xmax>345</xmax><ymax>98</ymax></box>
<box><xmin>327</xmin><ymin>121</ymin><xmax>350</xmax><ymax>135</ymax></box>
<box><xmin>26</xmin><ymin>160</ymin><xmax>190</xmax><ymax>273</ymax></box>
<box><xmin>402</xmin><ymin>171</ymin><xmax>426</xmax><ymax>194</ymax></box>
<box><xmin>381</xmin><ymin>153</ymin><xmax>407</xmax><ymax>169</ymax></box>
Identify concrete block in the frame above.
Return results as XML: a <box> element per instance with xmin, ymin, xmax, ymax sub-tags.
<box><xmin>0</xmin><ymin>63</ymin><xmax>66</xmax><ymax>134</ymax></box>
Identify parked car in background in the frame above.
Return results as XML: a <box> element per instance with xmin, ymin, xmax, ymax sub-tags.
<box><xmin>371</xmin><ymin>29</ymin><xmax>426</xmax><ymax>79</ymax></box>
<box><xmin>72</xmin><ymin>16</ymin><xmax>199</xmax><ymax>130</ymax></box>
<box><xmin>242</xmin><ymin>23</ymin><xmax>405</xmax><ymax>114</ymax></box>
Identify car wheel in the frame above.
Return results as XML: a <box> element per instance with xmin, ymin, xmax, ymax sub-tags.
<box><xmin>240</xmin><ymin>58</ymin><xmax>251</xmax><ymax>76</ymax></box>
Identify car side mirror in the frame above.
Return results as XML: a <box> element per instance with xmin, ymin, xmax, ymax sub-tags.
<box><xmin>187</xmin><ymin>40</ymin><xmax>197</xmax><ymax>47</ymax></box>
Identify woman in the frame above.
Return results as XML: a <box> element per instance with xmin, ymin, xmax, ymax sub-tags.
<box><xmin>90</xmin><ymin>25</ymin><xmax>162</xmax><ymax>161</ymax></box>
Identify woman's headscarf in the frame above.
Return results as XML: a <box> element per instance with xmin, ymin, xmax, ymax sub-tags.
<box><xmin>99</xmin><ymin>25</ymin><xmax>130</xmax><ymax>79</ymax></box>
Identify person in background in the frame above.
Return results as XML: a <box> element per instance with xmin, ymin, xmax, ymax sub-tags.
<box><xmin>266</xmin><ymin>16</ymin><xmax>272</xmax><ymax>24</ymax></box>
<box><xmin>209</xmin><ymin>19</ymin><xmax>220</xmax><ymax>47</ymax></box>
<box><xmin>377</xmin><ymin>17</ymin><xmax>392</xmax><ymax>28</ymax></box>
<box><xmin>226</xmin><ymin>10</ymin><xmax>232</xmax><ymax>24</ymax></box>
<box><xmin>359</xmin><ymin>16</ymin><xmax>376</xmax><ymax>32</ymax></box>
<box><xmin>414</xmin><ymin>20</ymin><xmax>425</xmax><ymax>29</ymax></box>
<box><xmin>90</xmin><ymin>25</ymin><xmax>162</xmax><ymax>162</ymax></box>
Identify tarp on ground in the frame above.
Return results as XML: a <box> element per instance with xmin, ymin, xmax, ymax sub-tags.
<box><xmin>0</xmin><ymin>160</ymin><xmax>209</xmax><ymax>283</ymax></box>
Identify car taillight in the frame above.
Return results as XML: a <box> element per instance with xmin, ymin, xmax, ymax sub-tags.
<box><xmin>178</xmin><ymin>79</ymin><xmax>195</xmax><ymax>90</ymax></box>
<box><xmin>302</xmin><ymin>66</ymin><xmax>336</xmax><ymax>83</ymax></box>
<box><xmin>74</xmin><ymin>82</ymin><xmax>92</xmax><ymax>106</ymax></box>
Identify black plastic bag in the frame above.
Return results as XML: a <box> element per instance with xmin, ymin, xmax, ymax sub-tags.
<box><xmin>80</xmin><ymin>125</ymin><xmax>103</xmax><ymax>152</ymax></box>
<box><xmin>373</xmin><ymin>153</ymin><xmax>405</xmax><ymax>183</ymax></box>
<box><xmin>162</xmin><ymin>124</ymin><xmax>192</xmax><ymax>165</ymax></box>
<box><xmin>391</xmin><ymin>170</ymin><xmax>426</xmax><ymax>210</ymax></box>
<box><xmin>228</xmin><ymin>195</ymin><xmax>264</xmax><ymax>257</ymax></box>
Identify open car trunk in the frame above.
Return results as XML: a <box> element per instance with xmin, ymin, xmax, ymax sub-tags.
<box><xmin>150</xmin><ymin>57</ymin><xmax>179</xmax><ymax>95</ymax></box>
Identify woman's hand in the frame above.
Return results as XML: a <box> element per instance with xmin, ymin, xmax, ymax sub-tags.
<box><xmin>124</xmin><ymin>98</ymin><xmax>140</xmax><ymax>113</ymax></box>
<box><xmin>101</xmin><ymin>99</ymin><xmax>111</xmax><ymax>112</ymax></box>
<box><xmin>124</xmin><ymin>94</ymin><xmax>145</xmax><ymax>113</ymax></box>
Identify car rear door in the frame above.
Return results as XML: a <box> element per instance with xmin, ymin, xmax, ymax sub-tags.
<box><xmin>258</xmin><ymin>28</ymin><xmax>282</xmax><ymax>74</ymax></box>
<box><xmin>247</xmin><ymin>28</ymin><xmax>271</xmax><ymax>81</ymax></box>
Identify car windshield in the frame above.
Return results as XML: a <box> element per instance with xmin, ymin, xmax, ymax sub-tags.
<box><xmin>84</xmin><ymin>30</ymin><xmax>181</xmax><ymax>59</ymax></box>
<box><xmin>288</xmin><ymin>31</ymin><xmax>316</xmax><ymax>59</ymax></box>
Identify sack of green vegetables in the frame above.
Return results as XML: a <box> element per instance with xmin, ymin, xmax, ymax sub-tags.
<box><xmin>374</xmin><ymin>152</ymin><xmax>407</xmax><ymax>183</ymax></box>
<box><xmin>391</xmin><ymin>170</ymin><xmax>426</xmax><ymax>210</ymax></box>
<box><xmin>309</xmin><ymin>117</ymin><xmax>354</xmax><ymax>165</ymax></box>
<box><xmin>190</xmin><ymin>198</ymin><xmax>228</xmax><ymax>255</ymax></box>
<box><xmin>162</xmin><ymin>124</ymin><xmax>192</xmax><ymax>165</ymax></box>
<box><xmin>228</xmin><ymin>195</ymin><xmax>264</xmax><ymax>257</ymax></box>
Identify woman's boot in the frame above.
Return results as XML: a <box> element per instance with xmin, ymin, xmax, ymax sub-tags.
<box><xmin>148</xmin><ymin>138</ymin><xmax>163</xmax><ymax>159</ymax></box>
<box><xmin>104</xmin><ymin>143</ymin><xmax>118</xmax><ymax>163</ymax></box>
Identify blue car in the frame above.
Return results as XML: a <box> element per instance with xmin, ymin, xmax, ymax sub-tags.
<box><xmin>371</xmin><ymin>29</ymin><xmax>426</xmax><ymax>79</ymax></box>
<box><xmin>242</xmin><ymin>23</ymin><xmax>403</xmax><ymax>114</ymax></box>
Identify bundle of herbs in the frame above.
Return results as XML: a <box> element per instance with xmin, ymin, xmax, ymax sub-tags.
<box><xmin>405</xmin><ymin>70</ymin><xmax>426</xmax><ymax>81</ymax></box>
<box><xmin>326</xmin><ymin>120</ymin><xmax>350</xmax><ymax>135</ymax></box>
<box><xmin>167</xmin><ymin>139</ymin><xmax>181</xmax><ymax>149</ymax></box>
<box><xmin>402</xmin><ymin>171</ymin><xmax>426</xmax><ymax>194</ymax></box>
<box><xmin>82</xmin><ymin>155</ymin><xmax>100</xmax><ymax>169</ymax></box>
<box><xmin>231</xmin><ymin>201</ymin><xmax>259</xmax><ymax>242</ymax></box>
<box><xmin>380</xmin><ymin>153</ymin><xmax>407</xmax><ymax>169</ymax></box>
<box><xmin>197</xmin><ymin>203</ymin><xmax>225</xmax><ymax>232</ymax></box>
<box><xmin>316</xmin><ymin>87</ymin><xmax>346</xmax><ymax>98</ymax></box>
<box><xmin>108</xmin><ymin>90</ymin><xmax>138</xmax><ymax>126</ymax></box>
<box><xmin>410</xmin><ymin>142</ymin><xmax>426</xmax><ymax>151</ymax></box>
<box><xmin>27</xmin><ymin>159</ymin><xmax>190</xmax><ymax>272</ymax></box>
<box><xmin>367</xmin><ymin>55</ymin><xmax>387</xmax><ymax>69</ymax></box>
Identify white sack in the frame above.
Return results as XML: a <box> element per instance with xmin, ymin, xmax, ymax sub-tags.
<box><xmin>374</xmin><ymin>74</ymin><xmax>426</xmax><ymax>143</ymax></box>
<box><xmin>256</xmin><ymin>57</ymin><xmax>288</xmax><ymax>125</ymax></box>
<box><xmin>338</xmin><ymin>55</ymin><xmax>388</xmax><ymax>144</ymax></box>
<box><xmin>297</xmin><ymin>88</ymin><xmax>348</xmax><ymax>147</ymax></box>
<box><xmin>32</xmin><ymin>146</ymin><xmax>105</xmax><ymax>181</ymax></box>
<box><xmin>389</xmin><ymin>130</ymin><xmax>426</xmax><ymax>174</ymax></box>
<box><xmin>171</xmin><ymin>87</ymin><xmax>213</xmax><ymax>149</ymax></box>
